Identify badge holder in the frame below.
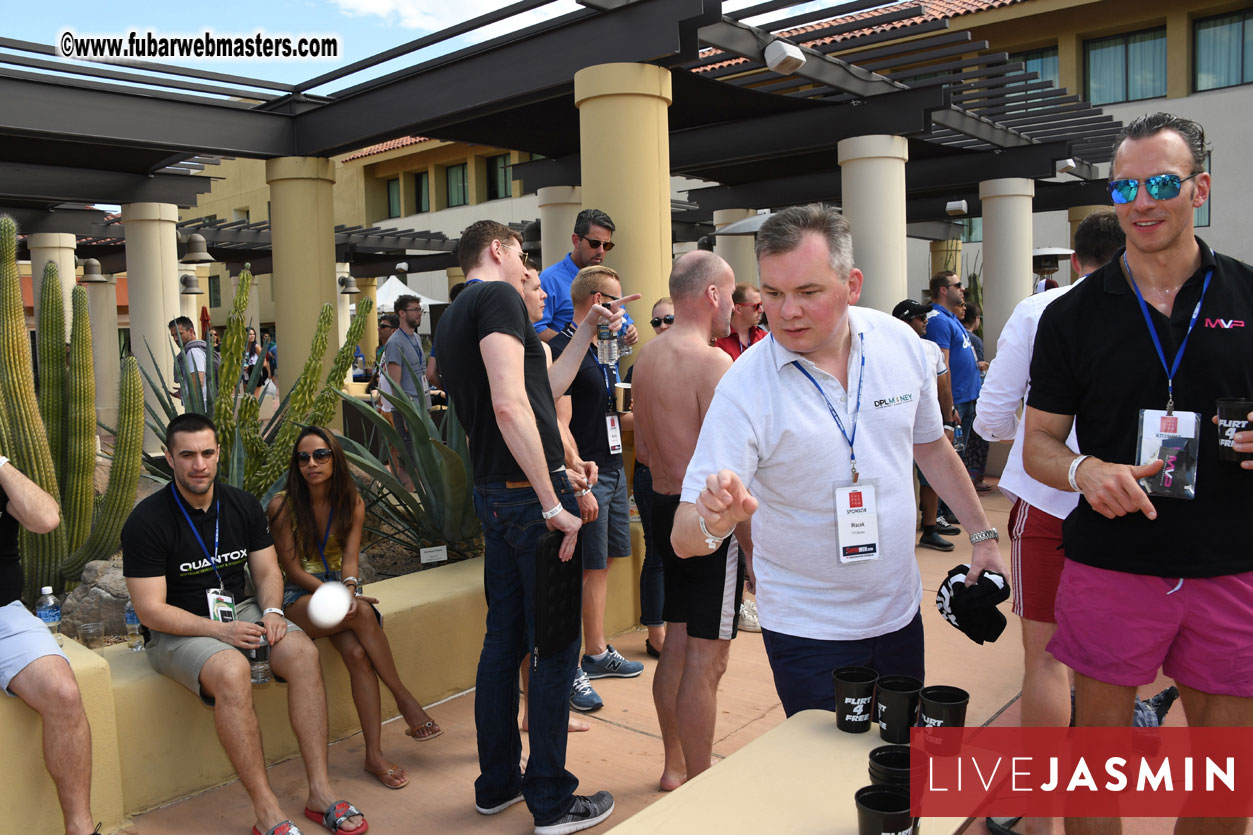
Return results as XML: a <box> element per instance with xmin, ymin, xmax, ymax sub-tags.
<box><xmin>1135</xmin><ymin>409</ymin><xmax>1200</xmax><ymax>500</ymax></box>
<box><xmin>605</xmin><ymin>413</ymin><xmax>623</xmax><ymax>455</ymax></box>
<box><xmin>207</xmin><ymin>589</ymin><xmax>237</xmax><ymax>623</ymax></box>
<box><xmin>835</xmin><ymin>479</ymin><xmax>881</xmax><ymax>564</ymax></box>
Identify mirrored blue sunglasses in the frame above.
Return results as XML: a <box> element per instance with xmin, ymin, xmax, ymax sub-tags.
<box><xmin>1107</xmin><ymin>173</ymin><xmax>1198</xmax><ymax>204</ymax></box>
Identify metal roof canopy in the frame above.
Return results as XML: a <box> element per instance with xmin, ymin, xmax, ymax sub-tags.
<box><xmin>1</xmin><ymin>0</ymin><xmax>1116</xmax><ymax>238</ymax></box>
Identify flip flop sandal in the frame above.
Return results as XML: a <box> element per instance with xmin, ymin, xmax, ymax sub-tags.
<box><xmin>986</xmin><ymin>817</ymin><xmax>1023</xmax><ymax>835</ymax></box>
<box><xmin>364</xmin><ymin>764</ymin><xmax>410</xmax><ymax>790</ymax></box>
<box><xmin>304</xmin><ymin>801</ymin><xmax>368</xmax><ymax>834</ymax></box>
<box><xmin>405</xmin><ymin>719</ymin><xmax>444</xmax><ymax>742</ymax></box>
<box><xmin>251</xmin><ymin>821</ymin><xmax>305</xmax><ymax>835</ymax></box>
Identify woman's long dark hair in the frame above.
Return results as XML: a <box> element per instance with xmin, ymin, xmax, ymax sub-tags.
<box><xmin>282</xmin><ymin>426</ymin><xmax>359</xmax><ymax>562</ymax></box>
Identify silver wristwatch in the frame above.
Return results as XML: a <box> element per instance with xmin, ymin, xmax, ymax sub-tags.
<box><xmin>968</xmin><ymin>528</ymin><xmax>999</xmax><ymax>545</ymax></box>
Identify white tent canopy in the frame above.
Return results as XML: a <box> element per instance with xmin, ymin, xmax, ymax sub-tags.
<box><xmin>372</xmin><ymin>276</ymin><xmax>443</xmax><ymax>313</ymax></box>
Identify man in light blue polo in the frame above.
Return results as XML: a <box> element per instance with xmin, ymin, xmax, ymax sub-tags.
<box><xmin>535</xmin><ymin>208</ymin><xmax>637</xmax><ymax>346</ymax></box>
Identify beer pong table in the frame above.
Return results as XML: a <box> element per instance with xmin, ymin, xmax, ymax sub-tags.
<box><xmin>607</xmin><ymin>709</ymin><xmax>968</xmax><ymax>834</ymax></box>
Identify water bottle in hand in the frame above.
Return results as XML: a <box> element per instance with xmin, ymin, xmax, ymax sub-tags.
<box><xmin>248</xmin><ymin>624</ymin><xmax>272</xmax><ymax>684</ymax></box>
<box><xmin>35</xmin><ymin>587</ymin><xmax>63</xmax><ymax>647</ymax></box>
<box><xmin>953</xmin><ymin>423</ymin><xmax>965</xmax><ymax>453</ymax></box>
<box><xmin>124</xmin><ymin>599</ymin><xmax>143</xmax><ymax>651</ymax></box>
<box><xmin>596</xmin><ymin>321</ymin><xmax>619</xmax><ymax>366</ymax></box>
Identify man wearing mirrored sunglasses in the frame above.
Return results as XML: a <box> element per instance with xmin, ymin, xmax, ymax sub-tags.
<box><xmin>714</xmin><ymin>282</ymin><xmax>768</xmax><ymax>361</ymax></box>
<box><xmin>535</xmin><ymin>208</ymin><xmax>637</xmax><ymax>347</ymax></box>
<box><xmin>1025</xmin><ymin>113</ymin><xmax>1253</xmax><ymax>835</ymax></box>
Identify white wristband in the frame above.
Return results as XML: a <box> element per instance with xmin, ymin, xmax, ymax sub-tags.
<box><xmin>699</xmin><ymin>516</ymin><xmax>732</xmax><ymax>550</ymax></box>
<box><xmin>0</xmin><ymin>456</ymin><xmax>8</xmax><ymax>471</ymax></box>
<box><xmin>541</xmin><ymin>502</ymin><xmax>564</xmax><ymax>520</ymax></box>
<box><xmin>262</xmin><ymin>607</ymin><xmax>285</xmax><ymax>618</ymax></box>
<box><xmin>574</xmin><ymin>489</ymin><xmax>591</xmax><ymax>498</ymax></box>
<box><xmin>1067</xmin><ymin>455</ymin><xmax>1090</xmax><ymax>492</ymax></box>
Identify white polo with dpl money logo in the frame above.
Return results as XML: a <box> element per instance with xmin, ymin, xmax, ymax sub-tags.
<box><xmin>682</xmin><ymin>306</ymin><xmax>943</xmax><ymax>641</ymax></box>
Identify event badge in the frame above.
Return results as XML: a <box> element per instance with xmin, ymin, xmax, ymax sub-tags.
<box><xmin>605</xmin><ymin>414</ymin><xmax>623</xmax><ymax>455</ymax></box>
<box><xmin>1135</xmin><ymin>409</ymin><xmax>1200</xmax><ymax>500</ymax></box>
<box><xmin>835</xmin><ymin>480</ymin><xmax>880</xmax><ymax>563</ymax></box>
<box><xmin>207</xmin><ymin>588</ymin><xmax>237</xmax><ymax>623</ymax></box>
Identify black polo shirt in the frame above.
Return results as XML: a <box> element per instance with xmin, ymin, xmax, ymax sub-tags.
<box><xmin>121</xmin><ymin>482</ymin><xmax>273</xmax><ymax>616</ymax></box>
<box><xmin>1028</xmin><ymin>239</ymin><xmax>1253</xmax><ymax>577</ymax></box>
<box><xmin>549</xmin><ymin>325</ymin><xmax>622</xmax><ymax>472</ymax></box>
<box><xmin>432</xmin><ymin>280</ymin><xmax>564</xmax><ymax>482</ymax></box>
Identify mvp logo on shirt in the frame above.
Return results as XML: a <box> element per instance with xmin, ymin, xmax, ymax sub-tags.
<box><xmin>874</xmin><ymin>393</ymin><xmax>913</xmax><ymax>409</ymax></box>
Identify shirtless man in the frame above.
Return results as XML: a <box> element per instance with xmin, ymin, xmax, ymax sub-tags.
<box><xmin>632</xmin><ymin>250</ymin><xmax>742</xmax><ymax>791</ymax></box>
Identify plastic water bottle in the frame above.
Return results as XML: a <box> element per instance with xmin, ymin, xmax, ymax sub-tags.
<box><xmin>248</xmin><ymin>624</ymin><xmax>272</xmax><ymax>684</ymax></box>
<box><xmin>953</xmin><ymin>422</ymin><xmax>966</xmax><ymax>453</ymax></box>
<box><xmin>35</xmin><ymin>587</ymin><xmax>63</xmax><ymax>647</ymax></box>
<box><xmin>124</xmin><ymin>599</ymin><xmax>143</xmax><ymax>651</ymax></box>
<box><xmin>596</xmin><ymin>321</ymin><xmax>619</xmax><ymax>366</ymax></box>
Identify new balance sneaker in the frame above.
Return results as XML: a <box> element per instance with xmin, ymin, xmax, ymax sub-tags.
<box><xmin>919</xmin><ymin>531</ymin><xmax>955</xmax><ymax>551</ymax></box>
<box><xmin>476</xmin><ymin>792</ymin><xmax>525</xmax><ymax>815</ymax></box>
<box><xmin>738</xmin><ymin>599</ymin><xmax>762</xmax><ymax>632</ymax></box>
<box><xmin>534</xmin><ymin>791</ymin><xmax>615</xmax><ymax>835</ymax></box>
<box><xmin>569</xmin><ymin>668</ymin><xmax>604</xmax><ymax>712</ymax></box>
<box><xmin>934</xmin><ymin>516</ymin><xmax>960</xmax><ymax>536</ymax></box>
<box><xmin>581</xmin><ymin>645</ymin><xmax>643</xmax><ymax>679</ymax></box>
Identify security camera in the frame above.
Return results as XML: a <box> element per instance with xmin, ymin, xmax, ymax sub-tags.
<box><xmin>946</xmin><ymin>200</ymin><xmax>968</xmax><ymax>217</ymax></box>
<box><xmin>764</xmin><ymin>40</ymin><xmax>806</xmax><ymax>75</ymax></box>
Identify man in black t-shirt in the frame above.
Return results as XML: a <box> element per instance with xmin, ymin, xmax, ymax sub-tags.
<box><xmin>0</xmin><ymin>456</ymin><xmax>96</xmax><ymax>835</ymax></box>
<box><xmin>435</xmin><ymin>220</ymin><xmax>630</xmax><ymax>834</ymax></box>
<box><xmin>122</xmin><ymin>414</ymin><xmax>366</xmax><ymax>835</ymax></box>
<box><xmin>1024</xmin><ymin>114</ymin><xmax>1253</xmax><ymax>823</ymax></box>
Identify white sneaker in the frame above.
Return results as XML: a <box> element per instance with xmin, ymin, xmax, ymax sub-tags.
<box><xmin>738</xmin><ymin>599</ymin><xmax>761</xmax><ymax>633</ymax></box>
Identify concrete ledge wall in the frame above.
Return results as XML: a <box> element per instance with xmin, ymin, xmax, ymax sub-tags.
<box><xmin>7</xmin><ymin>530</ymin><xmax>647</xmax><ymax>831</ymax></box>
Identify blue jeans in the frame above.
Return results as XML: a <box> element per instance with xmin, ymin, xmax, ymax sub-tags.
<box><xmin>760</xmin><ymin>609</ymin><xmax>925</xmax><ymax>717</ymax></box>
<box><xmin>633</xmin><ymin>462</ymin><xmax>664</xmax><ymax>627</ymax></box>
<box><xmin>472</xmin><ymin>474</ymin><xmax>580</xmax><ymax>826</ymax></box>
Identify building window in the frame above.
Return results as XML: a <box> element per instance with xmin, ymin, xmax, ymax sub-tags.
<box><xmin>386</xmin><ymin>178</ymin><xmax>401</xmax><ymax>218</ymax></box>
<box><xmin>414</xmin><ymin>171</ymin><xmax>429</xmax><ymax>213</ymax></box>
<box><xmin>233</xmin><ymin>208</ymin><xmax>250</xmax><ymax>223</ymax></box>
<box><xmin>487</xmin><ymin>154</ymin><xmax>512</xmax><ymax>201</ymax></box>
<box><xmin>1195</xmin><ymin>153</ymin><xmax>1212</xmax><ymax>228</ymax></box>
<box><xmin>208</xmin><ymin>274</ymin><xmax>221</xmax><ymax>308</ymax></box>
<box><xmin>446</xmin><ymin>163</ymin><xmax>468</xmax><ymax>208</ymax></box>
<box><xmin>1085</xmin><ymin>28</ymin><xmax>1166</xmax><ymax>105</ymax></box>
<box><xmin>959</xmin><ymin>218</ymin><xmax>982</xmax><ymax>243</ymax></box>
<box><xmin>1010</xmin><ymin>47</ymin><xmax>1060</xmax><ymax>88</ymax></box>
<box><xmin>1195</xmin><ymin>11</ymin><xmax>1253</xmax><ymax>92</ymax></box>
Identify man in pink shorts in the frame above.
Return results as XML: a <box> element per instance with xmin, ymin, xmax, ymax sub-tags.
<box><xmin>1024</xmin><ymin>113</ymin><xmax>1253</xmax><ymax>835</ymax></box>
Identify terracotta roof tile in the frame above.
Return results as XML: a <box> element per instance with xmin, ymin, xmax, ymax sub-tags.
<box><xmin>697</xmin><ymin>0</ymin><xmax>1023</xmax><ymax>73</ymax></box>
<box><xmin>342</xmin><ymin>136</ymin><xmax>429</xmax><ymax>162</ymax></box>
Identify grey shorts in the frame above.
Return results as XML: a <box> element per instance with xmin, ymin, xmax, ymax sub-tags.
<box><xmin>579</xmin><ymin>465</ymin><xmax>632</xmax><ymax>570</ymax></box>
<box><xmin>146</xmin><ymin>598</ymin><xmax>301</xmax><ymax>706</ymax></box>
<box><xmin>0</xmin><ymin>600</ymin><xmax>69</xmax><ymax>696</ymax></box>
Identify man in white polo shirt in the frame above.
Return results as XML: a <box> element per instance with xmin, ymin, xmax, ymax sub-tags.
<box><xmin>672</xmin><ymin>203</ymin><xmax>1006</xmax><ymax>715</ymax></box>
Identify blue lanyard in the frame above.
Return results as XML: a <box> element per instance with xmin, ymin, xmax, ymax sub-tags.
<box><xmin>170</xmin><ymin>485</ymin><xmax>223</xmax><ymax>588</ymax></box>
<box><xmin>598</xmin><ymin>362</ymin><xmax>618</xmax><ymax>414</ymax></box>
<box><xmin>315</xmin><ymin>508</ymin><xmax>335</xmax><ymax>575</ymax></box>
<box><xmin>1123</xmin><ymin>253</ymin><xmax>1213</xmax><ymax>414</ymax></box>
<box><xmin>789</xmin><ymin>334</ymin><xmax>866</xmax><ymax>482</ymax></box>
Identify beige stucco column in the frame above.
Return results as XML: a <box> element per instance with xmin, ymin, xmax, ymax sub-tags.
<box><xmin>713</xmin><ymin>209</ymin><xmax>758</xmax><ymax>286</ymax></box>
<box><xmin>27</xmin><ymin>232</ymin><xmax>77</xmax><ymax>333</ymax></box>
<box><xmin>122</xmin><ymin>202</ymin><xmax>181</xmax><ymax>451</ymax></box>
<box><xmin>537</xmin><ymin>186</ymin><xmax>582</xmax><ymax>272</ymax></box>
<box><xmin>335</xmin><ymin>263</ymin><xmax>352</xmax><ymax>349</ymax></box>
<box><xmin>445</xmin><ymin>266</ymin><xmax>465</xmax><ymax>297</ymax></box>
<box><xmin>575</xmin><ymin>63</ymin><xmax>672</xmax><ymax>354</ymax></box>
<box><xmin>837</xmin><ymin>135</ymin><xmax>909</xmax><ymax>314</ymax></box>
<box><xmin>978</xmin><ymin>178</ymin><xmax>1036</xmax><ymax>361</ymax></box>
<box><xmin>84</xmin><ymin>270</ymin><xmax>121</xmax><ymax>429</ymax></box>
<box><xmin>929</xmin><ymin>239</ymin><xmax>962</xmax><ymax>283</ymax></box>
<box><xmin>357</xmin><ymin>277</ymin><xmax>379</xmax><ymax>364</ymax></box>
<box><xmin>178</xmin><ymin>264</ymin><xmax>207</xmax><ymax>325</ymax></box>
<box><xmin>265</xmin><ymin>157</ymin><xmax>338</xmax><ymax>392</ymax></box>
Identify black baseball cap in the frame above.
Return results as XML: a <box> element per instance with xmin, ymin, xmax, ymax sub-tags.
<box><xmin>892</xmin><ymin>299</ymin><xmax>930</xmax><ymax>322</ymax></box>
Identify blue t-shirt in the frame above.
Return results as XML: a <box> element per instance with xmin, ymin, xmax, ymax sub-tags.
<box><xmin>535</xmin><ymin>253</ymin><xmax>634</xmax><ymax>334</ymax></box>
<box><xmin>924</xmin><ymin>304</ymin><xmax>982</xmax><ymax>404</ymax></box>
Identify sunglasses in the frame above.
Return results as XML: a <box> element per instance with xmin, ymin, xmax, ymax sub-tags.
<box><xmin>738</xmin><ymin>301</ymin><xmax>763</xmax><ymax>311</ymax></box>
<box><xmin>1108</xmin><ymin>173</ymin><xmax>1198</xmax><ymax>204</ymax></box>
<box><xmin>598</xmin><ymin>291</ymin><xmax>621</xmax><ymax>302</ymax></box>
<box><xmin>580</xmin><ymin>236</ymin><xmax>615</xmax><ymax>252</ymax></box>
<box><xmin>650</xmin><ymin>315</ymin><xmax>674</xmax><ymax>327</ymax></box>
<box><xmin>296</xmin><ymin>448</ymin><xmax>333</xmax><ymax>465</ymax></box>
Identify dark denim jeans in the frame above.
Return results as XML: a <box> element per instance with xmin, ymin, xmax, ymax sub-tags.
<box><xmin>472</xmin><ymin>474</ymin><xmax>580</xmax><ymax>825</ymax></box>
<box><xmin>633</xmin><ymin>462</ymin><xmax>665</xmax><ymax>627</ymax></box>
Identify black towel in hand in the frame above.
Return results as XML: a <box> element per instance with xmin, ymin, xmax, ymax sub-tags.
<box><xmin>935</xmin><ymin>564</ymin><xmax>1011</xmax><ymax>645</ymax></box>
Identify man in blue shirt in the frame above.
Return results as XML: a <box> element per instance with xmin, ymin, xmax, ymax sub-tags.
<box><xmin>536</xmin><ymin>208</ymin><xmax>637</xmax><ymax>346</ymax></box>
<box><xmin>925</xmin><ymin>271</ymin><xmax>982</xmax><ymax>509</ymax></box>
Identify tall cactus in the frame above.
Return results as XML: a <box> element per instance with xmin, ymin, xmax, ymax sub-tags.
<box><xmin>308</xmin><ymin>297</ymin><xmax>373</xmax><ymax>427</ymax></box>
<box><xmin>62</xmin><ymin>287</ymin><xmax>97</xmax><ymax>554</ymax></box>
<box><xmin>0</xmin><ymin>217</ymin><xmax>67</xmax><ymax>601</ymax></box>
<box><xmin>37</xmin><ymin>262</ymin><xmax>68</xmax><ymax>480</ymax></box>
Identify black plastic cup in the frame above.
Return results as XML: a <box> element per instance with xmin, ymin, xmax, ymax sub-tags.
<box><xmin>1217</xmin><ymin>398</ymin><xmax>1253</xmax><ymax>463</ymax></box>
<box><xmin>834</xmin><ymin>666</ymin><xmax>879</xmax><ymax>733</ymax></box>
<box><xmin>868</xmin><ymin>744</ymin><xmax>911</xmax><ymax>788</ymax></box>
<box><xmin>919</xmin><ymin>684</ymin><xmax>969</xmax><ymax>757</ymax></box>
<box><xmin>876</xmin><ymin>675</ymin><xmax>923</xmax><ymax>743</ymax></box>
<box><xmin>855</xmin><ymin>784</ymin><xmax>913</xmax><ymax>835</ymax></box>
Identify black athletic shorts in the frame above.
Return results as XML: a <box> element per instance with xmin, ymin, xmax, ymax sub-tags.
<box><xmin>654</xmin><ymin>493</ymin><xmax>743</xmax><ymax>641</ymax></box>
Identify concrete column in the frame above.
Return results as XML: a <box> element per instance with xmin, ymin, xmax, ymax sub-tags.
<box><xmin>445</xmin><ymin>266</ymin><xmax>465</xmax><ymax>297</ymax></box>
<box><xmin>713</xmin><ymin>209</ymin><xmax>758</xmax><ymax>286</ymax></box>
<box><xmin>837</xmin><ymin>135</ymin><xmax>909</xmax><ymax>314</ymax></box>
<box><xmin>27</xmin><ymin>232</ymin><xmax>77</xmax><ymax>334</ymax></box>
<box><xmin>537</xmin><ymin>186</ymin><xmax>582</xmax><ymax>271</ymax></box>
<box><xmin>122</xmin><ymin>202</ymin><xmax>181</xmax><ymax>452</ymax></box>
<box><xmin>357</xmin><ymin>277</ymin><xmax>379</xmax><ymax>365</ymax></box>
<box><xmin>265</xmin><ymin>157</ymin><xmax>338</xmax><ymax>394</ymax></box>
<box><xmin>178</xmin><ymin>264</ymin><xmax>204</xmax><ymax>325</ymax></box>
<box><xmin>929</xmin><ymin>239</ymin><xmax>962</xmax><ymax>284</ymax></box>
<box><xmin>84</xmin><ymin>272</ymin><xmax>121</xmax><ymax>429</ymax></box>
<box><xmin>1067</xmin><ymin>204</ymin><xmax>1106</xmax><ymax>285</ymax></box>
<box><xmin>978</xmin><ymin>178</ymin><xmax>1036</xmax><ymax>361</ymax></box>
<box><xmin>574</xmin><ymin>63</ymin><xmax>672</xmax><ymax>354</ymax></box>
